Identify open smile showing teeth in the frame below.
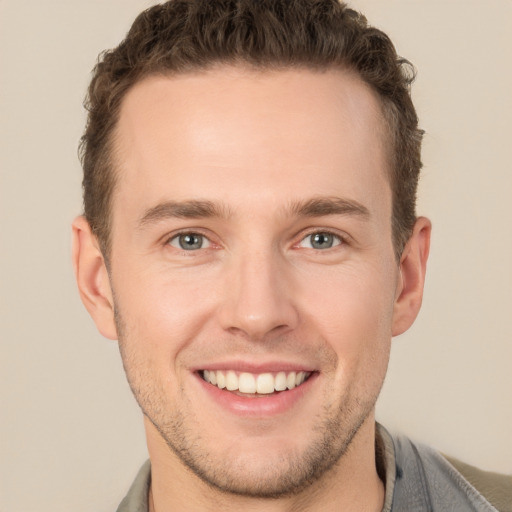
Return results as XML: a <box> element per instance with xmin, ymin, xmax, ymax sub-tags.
<box><xmin>201</xmin><ymin>370</ymin><xmax>311</xmax><ymax>394</ymax></box>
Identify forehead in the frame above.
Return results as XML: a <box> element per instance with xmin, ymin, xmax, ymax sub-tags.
<box><xmin>112</xmin><ymin>66</ymin><xmax>390</xmax><ymax>223</ymax></box>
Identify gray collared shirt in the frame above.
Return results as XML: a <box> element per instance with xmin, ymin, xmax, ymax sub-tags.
<box><xmin>116</xmin><ymin>424</ymin><xmax>500</xmax><ymax>511</ymax></box>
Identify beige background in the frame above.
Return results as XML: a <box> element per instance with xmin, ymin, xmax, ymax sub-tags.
<box><xmin>1</xmin><ymin>0</ymin><xmax>511</xmax><ymax>510</ymax></box>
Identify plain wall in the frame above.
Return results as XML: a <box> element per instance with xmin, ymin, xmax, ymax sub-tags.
<box><xmin>1</xmin><ymin>1</ymin><xmax>511</xmax><ymax>510</ymax></box>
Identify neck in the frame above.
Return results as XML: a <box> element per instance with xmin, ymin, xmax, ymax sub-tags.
<box><xmin>146</xmin><ymin>414</ymin><xmax>385</xmax><ymax>512</ymax></box>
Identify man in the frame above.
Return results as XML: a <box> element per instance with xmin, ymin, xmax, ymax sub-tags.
<box><xmin>72</xmin><ymin>1</ymin><xmax>511</xmax><ymax>510</ymax></box>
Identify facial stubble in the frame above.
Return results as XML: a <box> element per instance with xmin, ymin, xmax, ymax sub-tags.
<box><xmin>114</xmin><ymin>305</ymin><xmax>386</xmax><ymax>499</ymax></box>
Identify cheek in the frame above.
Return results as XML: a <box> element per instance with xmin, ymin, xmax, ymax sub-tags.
<box><xmin>113</xmin><ymin>266</ymin><xmax>219</xmax><ymax>365</ymax></box>
<box><xmin>297</xmin><ymin>262</ymin><xmax>395</xmax><ymax>370</ymax></box>
<box><xmin>303</xmin><ymin>262</ymin><xmax>395</xmax><ymax>329</ymax></box>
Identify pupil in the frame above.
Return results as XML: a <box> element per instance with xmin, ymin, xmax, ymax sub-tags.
<box><xmin>180</xmin><ymin>234</ymin><xmax>202</xmax><ymax>250</ymax></box>
<box><xmin>312</xmin><ymin>233</ymin><xmax>332</xmax><ymax>249</ymax></box>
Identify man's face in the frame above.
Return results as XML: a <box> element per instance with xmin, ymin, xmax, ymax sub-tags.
<box><xmin>108</xmin><ymin>67</ymin><xmax>400</xmax><ymax>496</ymax></box>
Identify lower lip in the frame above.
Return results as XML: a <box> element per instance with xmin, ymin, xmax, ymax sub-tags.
<box><xmin>195</xmin><ymin>372</ymin><xmax>318</xmax><ymax>417</ymax></box>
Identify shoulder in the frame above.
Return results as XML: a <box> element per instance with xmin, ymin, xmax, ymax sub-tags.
<box><xmin>116</xmin><ymin>460</ymin><xmax>151</xmax><ymax>512</ymax></box>
<box><xmin>443</xmin><ymin>455</ymin><xmax>512</xmax><ymax>512</ymax></box>
<box><xmin>388</xmin><ymin>431</ymin><xmax>511</xmax><ymax>512</ymax></box>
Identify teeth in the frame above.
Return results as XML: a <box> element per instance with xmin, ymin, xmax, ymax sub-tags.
<box><xmin>226</xmin><ymin>370</ymin><xmax>238</xmax><ymax>391</ymax></box>
<box><xmin>202</xmin><ymin>369</ymin><xmax>311</xmax><ymax>394</ymax></box>
<box><xmin>239</xmin><ymin>372</ymin><xmax>256</xmax><ymax>393</ymax></box>
<box><xmin>286</xmin><ymin>372</ymin><xmax>296</xmax><ymax>390</ymax></box>
<box><xmin>296</xmin><ymin>371</ymin><xmax>306</xmax><ymax>386</ymax></box>
<box><xmin>217</xmin><ymin>371</ymin><xmax>226</xmax><ymax>389</ymax></box>
<box><xmin>256</xmin><ymin>373</ymin><xmax>274</xmax><ymax>394</ymax></box>
<box><xmin>275</xmin><ymin>371</ymin><xmax>287</xmax><ymax>391</ymax></box>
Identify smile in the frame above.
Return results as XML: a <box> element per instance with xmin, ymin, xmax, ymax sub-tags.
<box><xmin>201</xmin><ymin>370</ymin><xmax>312</xmax><ymax>395</ymax></box>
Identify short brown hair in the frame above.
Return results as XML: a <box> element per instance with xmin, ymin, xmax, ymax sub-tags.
<box><xmin>80</xmin><ymin>0</ymin><xmax>423</xmax><ymax>260</ymax></box>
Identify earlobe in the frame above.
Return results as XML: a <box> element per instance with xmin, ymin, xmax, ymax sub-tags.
<box><xmin>72</xmin><ymin>216</ymin><xmax>118</xmax><ymax>340</ymax></box>
<box><xmin>392</xmin><ymin>217</ymin><xmax>431</xmax><ymax>337</ymax></box>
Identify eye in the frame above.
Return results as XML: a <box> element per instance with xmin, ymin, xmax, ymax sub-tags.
<box><xmin>168</xmin><ymin>232</ymin><xmax>211</xmax><ymax>251</ymax></box>
<box><xmin>299</xmin><ymin>231</ymin><xmax>342</xmax><ymax>250</ymax></box>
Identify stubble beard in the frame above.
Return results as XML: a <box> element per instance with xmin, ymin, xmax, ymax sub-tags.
<box><xmin>150</xmin><ymin>395</ymin><xmax>375</xmax><ymax>499</ymax></box>
<box><xmin>114</xmin><ymin>309</ymin><xmax>384</xmax><ymax>499</ymax></box>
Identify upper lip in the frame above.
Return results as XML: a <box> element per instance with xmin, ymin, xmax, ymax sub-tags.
<box><xmin>191</xmin><ymin>360</ymin><xmax>317</xmax><ymax>374</ymax></box>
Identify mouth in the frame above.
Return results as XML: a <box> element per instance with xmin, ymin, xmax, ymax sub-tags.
<box><xmin>200</xmin><ymin>369</ymin><xmax>312</xmax><ymax>396</ymax></box>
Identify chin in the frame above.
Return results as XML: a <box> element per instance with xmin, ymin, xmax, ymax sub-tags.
<box><xmin>145</xmin><ymin>393</ymin><xmax>376</xmax><ymax>499</ymax></box>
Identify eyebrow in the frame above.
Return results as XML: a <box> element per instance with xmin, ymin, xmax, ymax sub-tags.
<box><xmin>137</xmin><ymin>200</ymin><xmax>230</xmax><ymax>229</ymax></box>
<box><xmin>288</xmin><ymin>196</ymin><xmax>370</xmax><ymax>219</ymax></box>
<box><xmin>137</xmin><ymin>195</ymin><xmax>370</xmax><ymax>230</ymax></box>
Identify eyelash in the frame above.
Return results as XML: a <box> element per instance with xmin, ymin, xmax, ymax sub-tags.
<box><xmin>165</xmin><ymin>228</ymin><xmax>347</xmax><ymax>253</ymax></box>
<box><xmin>295</xmin><ymin>229</ymin><xmax>347</xmax><ymax>250</ymax></box>
<box><xmin>166</xmin><ymin>230</ymin><xmax>214</xmax><ymax>252</ymax></box>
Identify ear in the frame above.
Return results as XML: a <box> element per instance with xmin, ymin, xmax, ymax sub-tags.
<box><xmin>392</xmin><ymin>217</ymin><xmax>431</xmax><ymax>336</ymax></box>
<box><xmin>72</xmin><ymin>216</ymin><xmax>118</xmax><ymax>340</ymax></box>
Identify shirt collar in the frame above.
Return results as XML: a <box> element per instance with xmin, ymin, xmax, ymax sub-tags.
<box><xmin>118</xmin><ymin>424</ymin><xmax>403</xmax><ymax>512</ymax></box>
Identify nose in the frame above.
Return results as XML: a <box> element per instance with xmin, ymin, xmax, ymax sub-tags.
<box><xmin>217</xmin><ymin>250</ymin><xmax>299</xmax><ymax>341</ymax></box>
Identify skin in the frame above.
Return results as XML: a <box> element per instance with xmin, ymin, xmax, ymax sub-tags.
<box><xmin>73</xmin><ymin>66</ymin><xmax>430</xmax><ymax>512</ymax></box>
